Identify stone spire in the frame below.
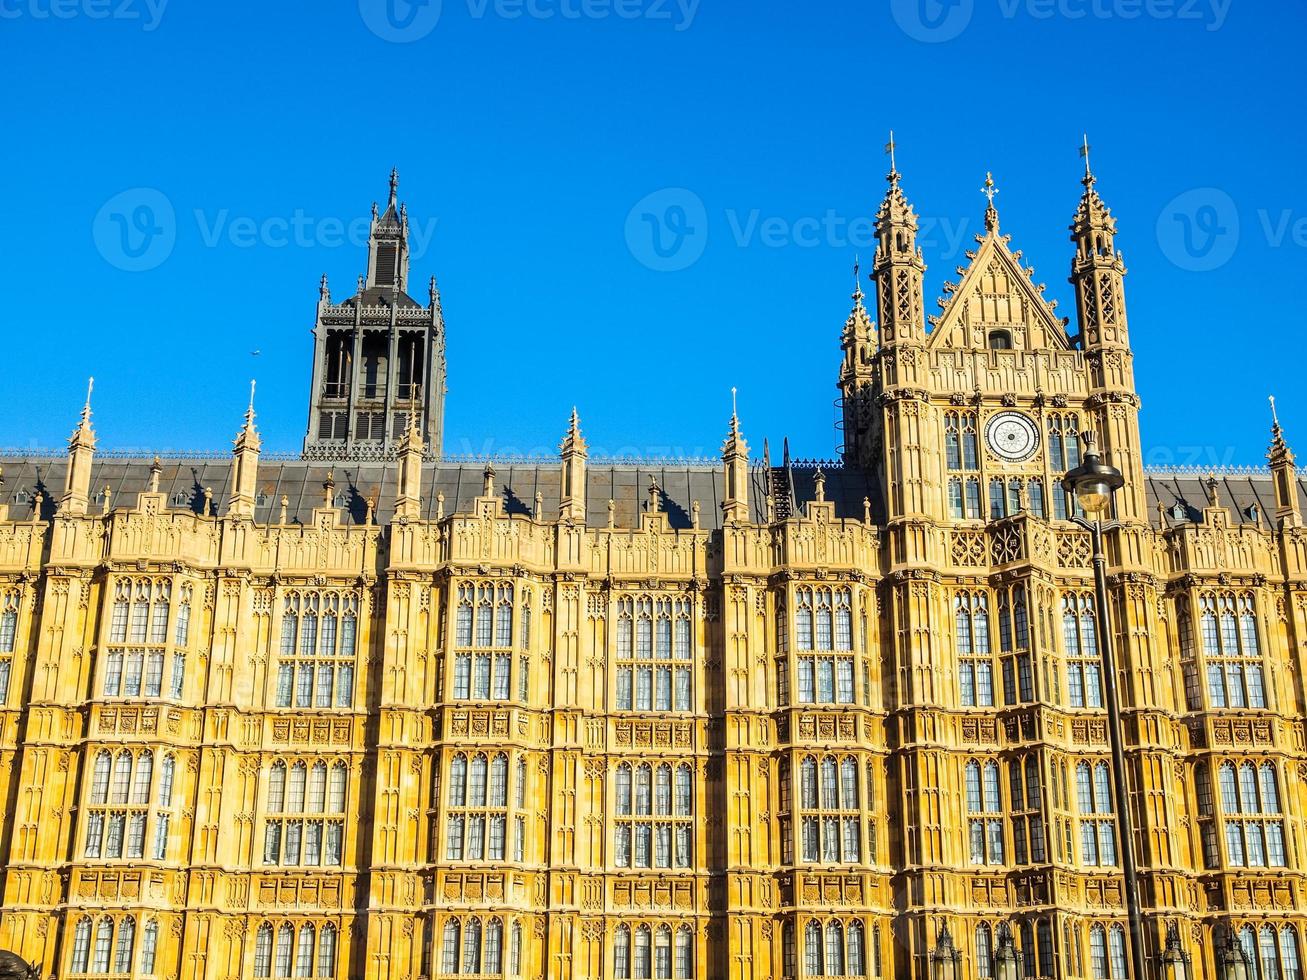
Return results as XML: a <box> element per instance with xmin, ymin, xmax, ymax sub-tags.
<box><xmin>839</xmin><ymin>257</ymin><xmax>878</xmax><ymax>469</ymax></box>
<box><xmin>1268</xmin><ymin>396</ymin><xmax>1300</xmax><ymax>526</ymax></box>
<box><xmin>228</xmin><ymin>380</ymin><xmax>262</xmax><ymax>519</ymax></box>
<box><xmin>1067</xmin><ymin>139</ymin><xmax>1144</xmax><ymax>523</ymax></box>
<box><xmin>394</xmin><ymin>400</ymin><xmax>425</xmax><ymax>521</ymax></box>
<box><xmin>1070</xmin><ymin>135</ymin><xmax>1129</xmax><ymax>350</ymax></box>
<box><xmin>721</xmin><ymin>389</ymin><xmax>750</xmax><ymax>524</ymax></box>
<box><xmin>366</xmin><ymin>168</ymin><xmax>408</xmax><ymax>291</ymax></box>
<box><xmin>872</xmin><ymin>133</ymin><xmax>926</xmax><ymax>346</ymax></box>
<box><xmin>559</xmin><ymin>408</ymin><xmax>588</xmax><ymax>522</ymax></box>
<box><xmin>60</xmin><ymin>377</ymin><xmax>96</xmax><ymax>516</ymax></box>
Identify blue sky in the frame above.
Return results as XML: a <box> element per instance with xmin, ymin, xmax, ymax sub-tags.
<box><xmin>1</xmin><ymin>0</ymin><xmax>1303</xmax><ymax>468</ymax></box>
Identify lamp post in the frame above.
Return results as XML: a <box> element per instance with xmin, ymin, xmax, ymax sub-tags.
<box><xmin>929</xmin><ymin>922</ymin><xmax>962</xmax><ymax>980</ymax></box>
<box><xmin>994</xmin><ymin>924</ymin><xmax>1024</xmax><ymax>980</ymax></box>
<box><xmin>1214</xmin><ymin>926</ymin><xmax>1253</xmax><ymax>980</ymax></box>
<box><xmin>1062</xmin><ymin>431</ymin><xmax>1147</xmax><ymax>980</ymax></box>
<box><xmin>1159</xmin><ymin>921</ymin><xmax>1191</xmax><ymax>980</ymax></box>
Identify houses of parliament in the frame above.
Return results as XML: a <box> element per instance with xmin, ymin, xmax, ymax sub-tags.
<box><xmin>0</xmin><ymin>157</ymin><xmax>1304</xmax><ymax>980</ymax></box>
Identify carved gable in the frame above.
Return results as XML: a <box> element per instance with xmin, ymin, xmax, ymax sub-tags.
<box><xmin>927</xmin><ymin>232</ymin><xmax>1070</xmax><ymax>353</ymax></box>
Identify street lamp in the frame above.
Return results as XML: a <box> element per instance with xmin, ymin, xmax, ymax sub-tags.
<box><xmin>1062</xmin><ymin>430</ymin><xmax>1147</xmax><ymax>980</ymax></box>
<box><xmin>1159</xmin><ymin>921</ymin><xmax>1191</xmax><ymax>980</ymax></box>
<box><xmin>1214</xmin><ymin>926</ymin><xmax>1253</xmax><ymax>980</ymax></box>
<box><xmin>929</xmin><ymin>923</ymin><xmax>962</xmax><ymax>980</ymax></box>
<box><xmin>994</xmin><ymin>924</ymin><xmax>1024</xmax><ymax>980</ymax></box>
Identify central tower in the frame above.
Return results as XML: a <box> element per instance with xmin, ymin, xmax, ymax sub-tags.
<box><xmin>302</xmin><ymin>170</ymin><xmax>447</xmax><ymax>460</ymax></box>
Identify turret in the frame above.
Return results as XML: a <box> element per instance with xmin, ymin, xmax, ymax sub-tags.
<box><xmin>59</xmin><ymin>378</ymin><xmax>96</xmax><ymax>516</ymax></box>
<box><xmin>1268</xmin><ymin>396</ymin><xmax>1300</xmax><ymax>527</ymax></box>
<box><xmin>227</xmin><ymin>381</ymin><xmax>261</xmax><ymax>519</ymax></box>
<box><xmin>559</xmin><ymin>408</ymin><xmax>588</xmax><ymax>523</ymax></box>
<box><xmin>838</xmin><ymin>260</ymin><xmax>878</xmax><ymax>470</ymax></box>
<box><xmin>721</xmin><ymin>390</ymin><xmax>750</xmax><ymax>524</ymax></box>
<box><xmin>1068</xmin><ymin>139</ymin><xmax>1146</xmax><ymax>522</ymax></box>
<box><xmin>393</xmin><ymin>405</ymin><xmax>425</xmax><ymax>521</ymax></box>
<box><xmin>872</xmin><ymin>133</ymin><xmax>927</xmax><ymax>347</ymax></box>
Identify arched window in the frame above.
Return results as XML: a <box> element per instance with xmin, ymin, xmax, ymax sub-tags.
<box><xmin>805</xmin><ymin>921</ymin><xmax>823</xmax><ymax>976</ymax></box>
<box><xmin>71</xmin><ymin>917</ymin><xmax>92</xmax><ymax>973</ymax></box>
<box><xmin>511</xmin><ymin>922</ymin><xmax>523</xmax><ymax>976</ymax></box>
<box><xmin>486</xmin><ymin>919</ymin><xmax>504</xmax><ymax>976</ymax></box>
<box><xmin>1089</xmin><ymin>925</ymin><xmax>1107</xmax><ymax>979</ymax></box>
<box><xmin>463</xmin><ymin>918</ymin><xmax>483</xmax><ymax>975</ymax></box>
<box><xmin>1064</xmin><ymin>594</ymin><xmax>1102</xmax><ymax>707</ymax></box>
<box><xmin>635</xmin><ymin>925</ymin><xmax>652</xmax><ymax>980</ymax></box>
<box><xmin>1281</xmin><ymin>926</ymin><xmax>1301</xmax><ymax>979</ymax></box>
<box><xmin>1107</xmin><ymin>925</ymin><xmax>1127</xmax><ymax>979</ymax></box>
<box><xmin>91</xmin><ymin>751</ymin><xmax>111</xmax><ymax>804</ymax></box>
<box><xmin>254</xmin><ymin>923</ymin><xmax>274</xmax><ymax>977</ymax></box>
<box><xmin>975</xmin><ymin>923</ymin><xmax>993</xmax><ymax>979</ymax></box>
<box><xmin>1202</xmin><ymin>593</ymin><xmax>1267</xmax><ymax>708</ymax></box>
<box><xmin>317</xmin><ymin>923</ymin><xmax>336</xmax><ymax>978</ymax></box>
<box><xmin>675</xmin><ymin>927</ymin><xmax>693</xmax><ymax>979</ymax></box>
<box><xmin>847</xmin><ymin>921</ymin><xmax>866</xmax><ymax>977</ymax></box>
<box><xmin>966</xmin><ymin>761</ymin><xmax>1003</xmax><ymax>864</ymax></box>
<box><xmin>1076</xmin><ymin>762</ymin><xmax>1117</xmax><ymax>866</ymax></box>
<box><xmin>295</xmin><ymin>923</ymin><xmax>314</xmax><ymax>977</ymax></box>
<box><xmin>92</xmin><ymin>917</ymin><xmax>113</xmax><ymax>973</ymax></box>
<box><xmin>825</xmin><ymin>922</ymin><xmax>845</xmax><ymax>977</ymax></box>
<box><xmin>654</xmin><ymin>925</ymin><xmax>673</xmax><ymax>979</ymax></box>
<box><xmin>614</xmin><ymin>925</ymin><xmax>632</xmax><ymax>980</ymax></box>
<box><xmin>988</xmin><ymin>329</ymin><xmax>1013</xmax><ymax>350</ymax></box>
<box><xmin>1220</xmin><ymin>761</ymin><xmax>1287</xmax><ymax>867</ymax></box>
<box><xmin>442</xmin><ymin>921</ymin><xmax>460</xmax><ymax>975</ymax></box>
<box><xmin>141</xmin><ymin>919</ymin><xmax>159</xmax><ymax>975</ymax></box>
<box><xmin>956</xmin><ymin>593</ymin><xmax>994</xmax><ymax>707</ymax></box>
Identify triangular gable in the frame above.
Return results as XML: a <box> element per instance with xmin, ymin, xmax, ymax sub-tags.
<box><xmin>926</xmin><ymin>229</ymin><xmax>1071</xmax><ymax>352</ymax></box>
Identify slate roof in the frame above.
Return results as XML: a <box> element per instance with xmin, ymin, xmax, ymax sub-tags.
<box><xmin>0</xmin><ymin>454</ymin><xmax>1299</xmax><ymax>531</ymax></box>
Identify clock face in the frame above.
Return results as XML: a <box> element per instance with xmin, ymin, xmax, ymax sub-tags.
<box><xmin>985</xmin><ymin>411</ymin><xmax>1040</xmax><ymax>463</ymax></box>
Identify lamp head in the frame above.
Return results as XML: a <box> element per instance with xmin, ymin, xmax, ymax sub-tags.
<box><xmin>1061</xmin><ymin>430</ymin><xmax>1125</xmax><ymax>516</ymax></box>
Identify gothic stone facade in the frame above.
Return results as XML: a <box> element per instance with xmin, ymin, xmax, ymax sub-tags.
<box><xmin>0</xmin><ymin>166</ymin><xmax>1306</xmax><ymax>980</ymax></box>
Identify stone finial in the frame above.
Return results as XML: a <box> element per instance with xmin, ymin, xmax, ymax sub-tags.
<box><xmin>863</xmin><ymin>497</ymin><xmax>872</xmax><ymax>524</ymax></box>
<box><xmin>149</xmin><ymin>456</ymin><xmax>163</xmax><ymax>493</ymax></box>
<box><xmin>436</xmin><ymin>492</ymin><xmax>446</xmax><ymax>520</ymax></box>
<box><xmin>60</xmin><ymin>377</ymin><xmax>97</xmax><ymax>516</ymax></box>
<box><xmin>647</xmin><ymin>479</ymin><xmax>661</xmax><ymax>514</ymax></box>
<box><xmin>608</xmin><ymin>498</ymin><xmax>616</xmax><ymax>529</ymax></box>
<box><xmin>534</xmin><ymin>491</ymin><xmax>543</xmax><ymax>521</ymax></box>
<box><xmin>365</xmin><ymin>496</ymin><xmax>375</xmax><ymax>525</ymax></box>
<box><xmin>1204</xmin><ymin>475</ymin><xmax>1220</xmax><ymax>509</ymax></box>
<box><xmin>203</xmin><ymin>486</ymin><xmax>214</xmax><ymax>516</ymax></box>
<box><xmin>981</xmin><ymin>171</ymin><xmax>1000</xmax><ymax>233</ymax></box>
<box><xmin>279</xmin><ymin>495</ymin><xmax>289</xmax><ymax>524</ymax></box>
<box><xmin>482</xmin><ymin>463</ymin><xmax>496</xmax><ymax>498</ymax></box>
<box><xmin>813</xmin><ymin>467</ymin><xmax>826</xmax><ymax>503</ymax></box>
<box><xmin>691</xmin><ymin>500</ymin><xmax>701</xmax><ymax>530</ymax></box>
